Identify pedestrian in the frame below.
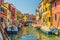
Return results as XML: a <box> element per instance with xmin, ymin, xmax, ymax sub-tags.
<box><xmin>19</xmin><ymin>22</ymin><xmax>24</xmax><ymax>31</ymax></box>
<box><xmin>19</xmin><ymin>20</ymin><xmax>24</xmax><ymax>34</ymax></box>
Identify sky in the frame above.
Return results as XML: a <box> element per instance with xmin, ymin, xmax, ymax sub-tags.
<box><xmin>5</xmin><ymin>0</ymin><xmax>41</xmax><ymax>15</ymax></box>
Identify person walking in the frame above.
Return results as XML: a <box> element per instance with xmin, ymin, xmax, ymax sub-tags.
<box><xmin>19</xmin><ymin>22</ymin><xmax>24</xmax><ymax>31</ymax></box>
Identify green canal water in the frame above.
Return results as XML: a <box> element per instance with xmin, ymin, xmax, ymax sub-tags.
<box><xmin>8</xmin><ymin>26</ymin><xmax>60</xmax><ymax>40</ymax></box>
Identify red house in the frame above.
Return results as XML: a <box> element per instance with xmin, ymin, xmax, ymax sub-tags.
<box><xmin>8</xmin><ymin>4</ymin><xmax>15</xmax><ymax>24</ymax></box>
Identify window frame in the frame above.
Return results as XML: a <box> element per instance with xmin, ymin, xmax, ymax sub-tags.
<box><xmin>54</xmin><ymin>2</ymin><xmax>57</xmax><ymax>7</ymax></box>
<box><xmin>54</xmin><ymin>14</ymin><xmax>57</xmax><ymax>21</ymax></box>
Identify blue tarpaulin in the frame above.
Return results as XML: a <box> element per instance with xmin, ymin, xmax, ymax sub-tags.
<box><xmin>50</xmin><ymin>27</ymin><xmax>57</xmax><ymax>33</ymax></box>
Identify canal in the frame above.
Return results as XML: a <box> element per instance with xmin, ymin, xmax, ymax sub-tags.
<box><xmin>8</xmin><ymin>26</ymin><xmax>60</xmax><ymax>40</ymax></box>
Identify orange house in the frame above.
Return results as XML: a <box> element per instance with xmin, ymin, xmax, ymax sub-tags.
<box><xmin>51</xmin><ymin>0</ymin><xmax>60</xmax><ymax>29</ymax></box>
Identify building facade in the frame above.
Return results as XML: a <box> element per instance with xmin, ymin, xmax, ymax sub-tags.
<box><xmin>42</xmin><ymin>0</ymin><xmax>51</xmax><ymax>27</ymax></box>
<box><xmin>8</xmin><ymin>4</ymin><xmax>15</xmax><ymax>24</ymax></box>
<box><xmin>15</xmin><ymin>9</ymin><xmax>22</xmax><ymax>24</ymax></box>
<box><xmin>38</xmin><ymin>0</ymin><xmax>43</xmax><ymax>25</ymax></box>
<box><xmin>38</xmin><ymin>0</ymin><xmax>43</xmax><ymax>19</ymax></box>
<box><xmin>3</xmin><ymin>3</ymin><xmax>11</xmax><ymax>26</ymax></box>
<box><xmin>51</xmin><ymin>0</ymin><xmax>60</xmax><ymax>29</ymax></box>
<box><xmin>36</xmin><ymin>9</ymin><xmax>39</xmax><ymax>22</ymax></box>
<box><xmin>0</xmin><ymin>5</ymin><xmax>7</xmax><ymax>27</ymax></box>
<box><xmin>0</xmin><ymin>0</ymin><xmax>4</xmax><ymax>4</ymax></box>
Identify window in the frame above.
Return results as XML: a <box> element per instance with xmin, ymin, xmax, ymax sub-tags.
<box><xmin>43</xmin><ymin>18</ymin><xmax>45</xmax><ymax>22</ymax></box>
<box><xmin>0</xmin><ymin>8</ymin><xmax>2</xmax><ymax>12</ymax></box>
<box><xmin>46</xmin><ymin>17</ymin><xmax>50</xmax><ymax>22</ymax></box>
<box><xmin>46</xmin><ymin>17</ymin><xmax>50</xmax><ymax>23</ymax></box>
<box><xmin>54</xmin><ymin>14</ymin><xmax>57</xmax><ymax>21</ymax></box>
<box><xmin>8</xmin><ymin>19</ymin><xmax>9</xmax><ymax>22</ymax></box>
<box><xmin>46</xmin><ymin>18</ymin><xmax>48</xmax><ymax>23</ymax></box>
<box><xmin>46</xmin><ymin>8</ymin><xmax>47</xmax><ymax>11</ymax></box>
<box><xmin>0</xmin><ymin>8</ymin><xmax>1</xmax><ymax>11</ymax></box>
<box><xmin>48</xmin><ymin>17</ymin><xmax>50</xmax><ymax>21</ymax></box>
<box><xmin>54</xmin><ymin>2</ymin><xmax>57</xmax><ymax>7</ymax></box>
<box><xmin>2</xmin><ymin>8</ymin><xmax>4</xmax><ymax>12</ymax></box>
<box><xmin>0</xmin><ymin>8</ymin><xmax>4</xmax><ymax>13</ymax></box>
<box><xmin>11</xmin><ymin>14</ymin><xmax>14</xmax><ymax>16</ymax></box>
<box><xmin>17</xmin><ymin>16</ymin><xmax>20</xmax><ymax>20</ymax></box>
<box><xmin>47</xmin><ymin>7</ymin><xmax>48</xmax><ymax>11</ymax></box>
<box><xmin>48</xmin><ymin>6</ymin><xmax>50</xmax><ymax>10</ymax></box>
<box><xmin>0</xmin><ymin>18</ymin><xmax>4</xmax><ymax>22</ymax></box>
<box><xmin>43</xmin><ymin>9</ymin><xmax>44</xmax><ymax>12</ymax></box>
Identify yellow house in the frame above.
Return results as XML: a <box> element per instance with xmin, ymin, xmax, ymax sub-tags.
<box><xmin>3</xmin><ymin>2</ymin><xmax>9</xmax><ymax>8</ymax></box>
<box><xmin>23</xmin><ymin>16</ymin><xmax>27</xmax><ymax>22</ymax></box>
<box><xmin>15</xmin><ymin>10</ymin><xmax>19</xmax><ymax>24</ymax></box>
<box><xmin>7</xmin><ymin>10</ymin><xmax>11</xmax><ymax>26</ymax></box>
<box><xmin>3</xmin><ymin>3</ymin><xmax>11</xmax><ymax>26</ymax></box>
<box><xmin>15</xmin><ymin>10</ymin><xmax>18</xmax><ymax>24</ymax></box>
<box><xmin>42</xmin><ymin>0</ymin><xmax>51</xmax><ymax>27</ymax></box>
<box><xmin>15</xmin><ymin>10</ymin><xmax>22</xmax><ymax>24</ymax></box>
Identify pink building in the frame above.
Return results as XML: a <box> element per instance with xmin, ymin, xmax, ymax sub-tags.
<box><xmin>0</xmin><ymin>0</ymin><xmax>4</xmax><ymax>4</ymax></box>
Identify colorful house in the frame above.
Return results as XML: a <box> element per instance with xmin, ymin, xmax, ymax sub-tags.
<box><xmin>23</xmin><ymin>15</ymin><xmax>27</xmax><ymax>22</ymax></box>
<box><xmin>51</xmin><ymin>0</ymin><xmax>60</xmax><ymax>29</ymax></box>
<box><xmin>3</xmin><ymin>3</ymin><xmax>11</xmax><ymax>26</ymax></box>
<box><xmin>8</xmin><ymin>4</ymin><xmax>15</xmax><ymax>24</ymax></box>
<box><xmin>38</xmin><ymin>0</ymin><xmax>43</xmax><ymax>25</ymax></box>
<box><xmin>0</xmin><ymin>5</ymin><xmax>7</xmax><ymax>27</ymax></box>
<box><xmin>15</xmin><ymin>9</ymin><xmax>18</xmax><ymax>24</ymax></box>
<box><xmin>42</xmin><ymin>0</ymin><xmax>51</xmax><ymax>27</ymax></box>
<box><xmin>0</xmin><ymin>0</ymin><xmax>4</xmax><ymax>4</ymax></box>
<box><xmin>7</xmin><ymin>10</ymin><xmax>11</xmax><ymax>26</ymax></box>
<box><xmin>36</xmin><ymin>9</ymin><xmax>39</xmax><ymax>22</ymax></box>
<box><xmin>38</xmin><ymin>0</ymin><xmax>43</xmax><ymax>19</ymax></box>
<box><xmin>15</xmin><ymin>9</ymin><xmax>22</xmax><ymax>24</ymax></box>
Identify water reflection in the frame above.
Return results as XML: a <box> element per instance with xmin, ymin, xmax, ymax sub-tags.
<box><xmin>8</xmin><ymin>26</ymin><xmax>60</xmax><ymax>40</ymax></box>
<box><xmin>20</xmin><ymin>35</ymin><xmax>36</xmax><ymax>40</ymax></box>
<box><xmin>20</xmin><ymin>27</ymin><xmax>36</xmax><ymax>40</ymax></box>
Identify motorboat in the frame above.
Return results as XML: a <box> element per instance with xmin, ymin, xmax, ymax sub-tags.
<box><xmin>6</xmin><ymin>25</ymin><xmax>18</xmax><ymax>34</ymax></box>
